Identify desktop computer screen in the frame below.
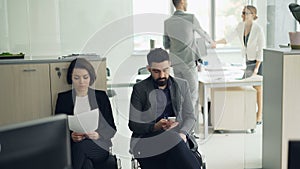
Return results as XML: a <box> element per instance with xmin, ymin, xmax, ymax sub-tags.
<box><xmin>0</xmin><ymin>115</ymin><xmax>72</xmax><ymax>169</ymax></box>
<box><xmin>288</xmin><ymin>140</ymin><xmax>300</xmax><ymax>169</ymax></box>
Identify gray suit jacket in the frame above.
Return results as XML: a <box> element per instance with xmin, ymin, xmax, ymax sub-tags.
<box><xmin>164</xmin><ymin>10</ymin><xmax>213</xmax><ymax>67</ymax></box>
<box><xmin>128</xmin><ymin>76</ymin><xmax>196</xmax><ymax>150</ymax></box>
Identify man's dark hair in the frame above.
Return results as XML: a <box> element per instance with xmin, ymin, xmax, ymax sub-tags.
<box><xmin>67</xmin><ymin>58</ymin><xmax>96</xmax><ymax>85</ymax></box>
<box><xmin>147</xmin><ymin>48</ymin><xmax>170</xmax><ymax>66</ymax></box>
<box><xmin>172</xmin><ymin>0</ymin><xmax>181</xmax><ymax>7</ymax></box>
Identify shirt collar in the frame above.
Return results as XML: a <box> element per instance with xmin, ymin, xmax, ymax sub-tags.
<box><xmin>174</xmin><ymin>10</ymin><xmax>185</xmax><ymax>15</ymax></box>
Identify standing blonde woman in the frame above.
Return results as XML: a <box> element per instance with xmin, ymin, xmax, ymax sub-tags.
<box><xmin>216</xmin><ymin>5</ymin><xmax>265</xmax><ymax>124</ymax></box>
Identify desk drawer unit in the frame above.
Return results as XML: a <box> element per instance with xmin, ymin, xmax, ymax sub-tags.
<box><xmin>211</xmin><ymin>86</ymin><xmax>256</xmax><ymax>131</ymax></box>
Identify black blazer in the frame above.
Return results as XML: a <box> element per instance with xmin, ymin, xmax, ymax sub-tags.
<box><xmin>55</xmin><ymin>88</ymin><xmax>116</xmax><ymax>148</ymax></box>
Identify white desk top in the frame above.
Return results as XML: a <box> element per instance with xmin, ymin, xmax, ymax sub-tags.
<box><xmin>132</xmin><ymin>64</ymin><xmax>263</xmax><ymax>87</ymax></box>
<box><xmin>198</xmin><ymin>70</ymin><xmax>262</xmax><ymax>85</ymax></box>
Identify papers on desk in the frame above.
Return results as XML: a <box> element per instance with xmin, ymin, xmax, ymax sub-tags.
<box><xmin>68</xmin><ymin>109</ymin><xmax>99</xmax><ymax>133</ymax></box>
<box><xmin>198</xmin><ymin>60</ymin><xmax>247</xmax><ymax>82</ymax></box>
<box><xmin>200</xmin><ymin>69</ymin><xmax>245</xmax><ymax>82</ymax></box>
<box><xmin>201</xmin><ymin>69</ymin><xmax>244</xmax><ymax>79</ymax></box>
<box><xmin>204</xmin><ymin>62</ymin><xmax>246</xmax><ymax>71</ymax></box>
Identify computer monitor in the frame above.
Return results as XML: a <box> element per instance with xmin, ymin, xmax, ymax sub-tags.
<box><xmin>288</xmin><ymin>140</ymin><xmax>300</xmax><ymax>169</ymax></box>
<box><xmin>0</xmin><ymin>115</ymin><xmax>72</xmax><ymax>169</ymax></box>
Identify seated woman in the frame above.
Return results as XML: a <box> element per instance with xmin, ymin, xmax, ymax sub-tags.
<box><xmin>55</xmin><ymin>58</ymin><xmax>117</xmax><ymax>169</ymax></box>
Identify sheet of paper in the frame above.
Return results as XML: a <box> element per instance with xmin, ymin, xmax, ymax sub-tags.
<box><xmin>68</xmin><ymin>109</ymin><xmax>99</xmax><ymax>133</ymax></box>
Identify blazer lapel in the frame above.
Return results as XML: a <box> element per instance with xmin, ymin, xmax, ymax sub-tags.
<box><xmin>247</xmin><ymin>23</ymin><xmax>256</xmax><ymax>46</ymax></box>
<box><xmin>169</xmin><ymin>77</ymin><xmax>180</xmax><ymax>117</ymax></box>
<box><xmin>88</xmin><ymin>88</ymin><xmax>98</xmax><ymax>110</ymax></box>
<box><xmin>71</xmin><ymin>90</ymin><xmax>76</xmax><ymax>108</ymax></box>
<box><xmin>146</xmin><ymin>78</ymin><xmax>158</xmax><ymax>120</ymax></box>
<box><xmin>241</xmin><ymin>23</ymin><xmax>246</xmax><ymax>47</ymax></box>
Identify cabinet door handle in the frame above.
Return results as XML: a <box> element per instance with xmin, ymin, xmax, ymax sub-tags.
<box><xmin>23</xmin><ymin>69</ymin><xmax>37</xmax><ymax>72</ymax></box>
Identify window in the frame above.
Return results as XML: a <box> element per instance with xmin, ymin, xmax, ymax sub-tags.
<box><xmin>214</xmin><ymin>0</ymin><xmax>248</xmax><ymax>47</ymax></box>
<box><xmin>133</xmin><ymin>0</ymin><xmax>254</xmax><ymax>51</ymax></box>
<box><xmin>132</xmin><ymin>0</ymin><xmax>170</xmax><ymax>51</ymax></box>
<box><xmin>187</xmin><ymin>0</ymin><xmax>210</xmax><ymax>36</ymax></box>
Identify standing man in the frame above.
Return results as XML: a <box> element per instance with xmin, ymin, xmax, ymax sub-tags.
<box><xmin>128</xmin><ymin>48</ymin><xmax>201</xmax><ymax>169</ymax></box>
<box><xmin>164</xmin><ymin>0</ymin><xmax>216</xmax><ymax>136</ymax></box>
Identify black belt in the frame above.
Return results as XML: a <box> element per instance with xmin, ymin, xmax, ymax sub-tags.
<box><xmin>246</xmin><ymin>60</ymin><xmax>256</xmax><ymax>64</ymax></box>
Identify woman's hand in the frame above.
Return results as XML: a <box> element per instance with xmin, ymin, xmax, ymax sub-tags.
<box><xmin>252</xmin><ymin>68</ymin><xmax>259</xmax><ymax>76</ymax></box>
<box><xmin>85</xmin><ymin>131</ymin><xmax>100</xmax><ymax>140</ymax></box>
<box><xmin>210</xmin><ymin>41</ymin><xmax>217</xmax><ymax>48</ymax></box>
<box><xmin>71</xmin><ymin>132</ymin><xmax>85</xmax><ymax>142</ymax></box>
<box><xmin>71</xmin><ymin>131</ymin><xmax>100</xmax><ymax>142</ymax></box>
<box><xmin>215</xmin><ymin>38</ymin><xmax>227</xmax><ymax>45</ymax></box>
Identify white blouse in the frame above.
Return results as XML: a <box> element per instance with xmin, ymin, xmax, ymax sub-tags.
<box><xmin>74</xmin><ymin>95</ymin><xmax>90</xmax><ymax>114</ymax></box>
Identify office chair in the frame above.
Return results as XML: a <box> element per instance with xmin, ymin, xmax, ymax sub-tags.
<box><xmin>131</xmin><ymin>157</ymin><xmax>141</xmax><ymax>169</ymax></box>
<box><xmin>106</xmin><ymin>67</ymin><xmax>119</xmax><ymax>124</ymax></box>
<box><xmin>97</xmin><ymin>147</ymin><xmax>121</xmax><ymax>169</ymax></box>
<box><xmin>130</xmin><ymin>151</ymin><xmax>206</xmax><ymax>169</ymax></box>
<box><xmin>137</xmin><ymin>67</ymin><xmax>149</xmax><ymax>75</ymax></box>
<box><xmin>289</xmin><ymin>3</ymin><xmax>300</xmax><ymax>24</ymax></box>
<box><xmin>136</xmin><ymin>67</ymin><xmax>150</xmax><ymax>83</ymax></box>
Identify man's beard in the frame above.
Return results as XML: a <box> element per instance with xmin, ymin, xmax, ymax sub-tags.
<box><xmin>155</xmin><ymin>77</ymin><xmax>168</xmax><ymax>87</ymax></box>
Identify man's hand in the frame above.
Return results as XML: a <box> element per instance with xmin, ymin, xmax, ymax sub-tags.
<box><xmin>154</xmin><ymin>119</ymin><xmax>169</xmax><ymax>131</ymax></box>
<box><xmin>153</xmin><ymin>119</ymin><xmax>178</xmax><ymax>131</ymax></box>
<box><xmin>179</xmin><ymin>133</ymin><xmax>187</xmax><ymax>142</ymax></box>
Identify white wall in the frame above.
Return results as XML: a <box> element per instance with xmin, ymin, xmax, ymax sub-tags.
<box><xmin>0</xmin><ymin>0</ymin><xmax>296</xmax><ymax>76</ymax></box>
<box><xmin>0</xmin><ymin>0</ymin><xmax>133</xmax><ymax>60</ymax></box>
<box><xmin>255</xmin><ymin>0</ymin><xmax>267</xmax><ymax>41</ymax></box>
<box><xmin>266</xmin><ymin>0</ymin><xmax>296</xmax><ymax>48</ymax></box>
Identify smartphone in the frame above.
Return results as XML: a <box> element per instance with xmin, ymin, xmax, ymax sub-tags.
<box><xmin>167</xmin><ymin>116</ymin><xmax>176</xmax><ymax>122</ymax></box>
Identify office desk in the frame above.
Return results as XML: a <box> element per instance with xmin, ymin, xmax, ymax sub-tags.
<box><xmin>198</xmin><ymin>70</ymin><xmax>263</xmax><ymax>139</ymax></box>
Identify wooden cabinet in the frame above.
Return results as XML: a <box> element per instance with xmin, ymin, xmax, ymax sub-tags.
<box><xmin>263</xmin><ymin>49</ymin><xmax>300</xmax><ymax>169</ymax></box>
<box><xmin>0</xmin><ymin>64</ymin><xmax>51</xmax><ymax>126</ymax></box>
<box><xmin>0</xmin><ymin>59</ymin><xmax>106</xmax><ymax>126</ymax></box>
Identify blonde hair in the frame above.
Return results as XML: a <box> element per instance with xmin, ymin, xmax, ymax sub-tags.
<box><xmin>245</xmin><ymin>5</ymin><xmax>258</xmax><ymax>20</ymax></box>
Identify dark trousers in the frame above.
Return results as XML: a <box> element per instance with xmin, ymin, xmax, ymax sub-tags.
<box><xmin>134</xmin><ymin>131</ymin><xmax>201</xmax><ymax>169</ymax></box>
<box><xmin>71</xmin><ymin>139</ymin><xmax>109</xmax><ymax>169</ymax></box>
